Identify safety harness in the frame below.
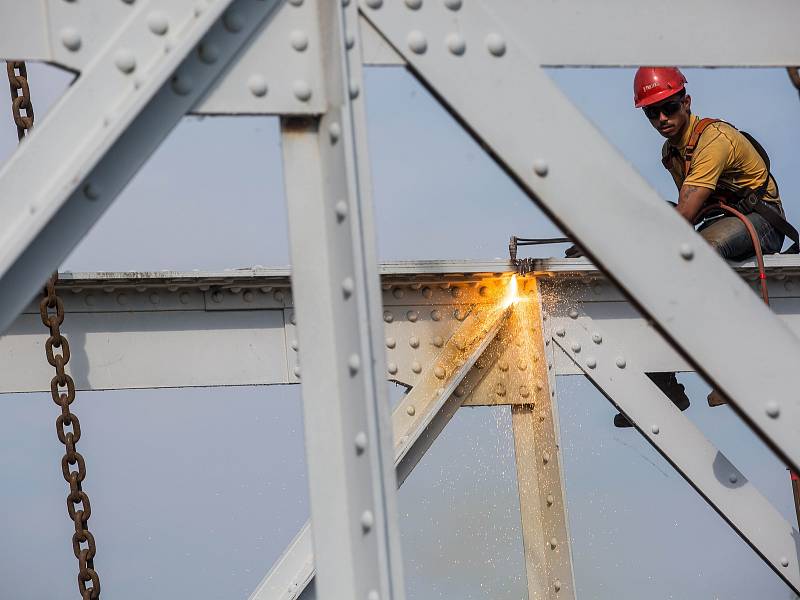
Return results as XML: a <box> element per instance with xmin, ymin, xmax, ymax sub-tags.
<box><xmin>663</xmin><ymin>118</ymin><xmax>800</xmax><ymax>253</ymax></box>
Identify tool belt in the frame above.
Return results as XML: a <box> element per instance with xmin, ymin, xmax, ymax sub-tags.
<box><xmin>710</xmin><ymin>190</ymin><xmax>800</xmax><ymax>254</ymax></box>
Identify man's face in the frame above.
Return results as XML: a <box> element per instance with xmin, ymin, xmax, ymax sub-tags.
<box><xmin>643</xmin><ymin>93</ymin><xmax>691</xmax><ymax>139</ymax></box>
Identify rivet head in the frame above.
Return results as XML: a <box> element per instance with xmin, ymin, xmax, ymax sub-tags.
<box><xmin>586</xmin><ymin>357</ymin><xmax>596</xmax><ymax>369</ymax></box>
<box><xmin>555</xmin><ymin>327</ymin><xmax>565</xmax><ymax>337</ymax></box>
<box><xmin>393</xmin><ymin>288</ymin><xmax>405</xmax><ymax>299</ymax></box>
<box><xmin>407</xmin><ymin>30</ymin><xmax>427</xmax><ymax>54</ymax></box>
<box><xmin>728</xmin><ymin>473</ymin><xmax>738</xmax><ymax>484</ymax></box>
<box><xmin>406</xmin><ymin>310</ymin><xmax>419</xmax><ymax>322</ymax></box>
<box><xmin>383</xmin><ymin>311</ymin><xmax>394</xmax><ymax>323</ymax></box>
<box><xmin>554</xmin><ymin>580</ymin><xmax>562</xmax><ymax>592</ymax></box>
<box><xmin>592</xmin><ymin>333</ymin><xmax>602</xmax><ymax>344</ymax></box>
<box><xmin>496</xmin><ymin>383</ymin><xmax>507</xmax><ymax>397</ymax></box>
<box><xmin>446</xmin><ymin>33</ymin><xmax>466</xmax><ymax>55</ymax></box>
<box><xmin>243</xmin><ymin>290</ymin><xmax>254</xmax><ymax>302</ymax></box>
<box><xmin>114</xmin><ymin>49</ymin><xmax>136</xmax><ymax>73</ymax></box>
<box><xmin>405</xmin><ymin>0</ymin><xmax>422</xmax><ymax>7</ymax></box>
<box><xmin>83</xmin><ymin>183</ymin><xmax>100</xmax><ymax>201</ymax></box>
<box><xmin>546</xmin><ymin>494</ymin><xmax>554</xmax><ymax>506</ymax></box>
<box><xmin>387</xmin><ymin>362</ymin><xmax>398</xmax><ymax>375</ymax></box>
<box><xmin>328</xmin><ymin>122</ymin><xmax>342</xmax><ymax>145</ymax></box>
<box><xmin>533</xmin><ymin>159</ymin><xmax>549</xmax><ymax>177</ymax></box>
<box><xmin>361</xmin><ymin>510</ymin><xmax>374</xmax><ymax>532</ymax></box>
<box><xmin>342</xmin><ymin>277</ymin><xmax>355</xmax><ymax>298</ymax></box>
<box><xmin>149</xmin><ymin>293</ymin><xmax>159</xmax><ymax>305</ymax></box>
<box><xmin>335</xmin><ymin>200</ymin><xmax>348</xmax><ymax>221</ymax></box>
<box><xmin>517</xmin><ymin>361</ymin><xmax>528</xmax><ymax>371</ymax></box>
<box><xmin>291</xmin><ymin>339</ymin><xmax>299</xmax><ymax>351</ymax></box>
<box><xmin>422</xmin><ymin>287</ymin><xmax>433</xmax><ymax>299</ymax></box>
<box><xmin>444</xmin><ymin>0</ymin><xmax>462</xmax><ymax>9</ymax></box>
<box><xmin>486</xmin><ymin>33</ymin><xmax>506</xmax><ymax>56</ymax></box>
<box><xmin>198</xmin><ymin>42</ymin><xmax>220</xmax><ymax>64</ymax></box>
<box><xmin>147</xmin><ymin>12</ymin><xmax>169</xmax><ymax>35</ymax></box>
<box><xmin>499</xmin><ymin>361</ymin><xmax>509</xmax><ymax>372</ymax></box>
<box><xmin>679</xmin><ymin>243</ymin><xmax>694</xmax><ymax>260</ymax></box>
<box><xmin>365</xmin><ymin>0</ymin><xmax>382</xmax><ymax>8</ymax></box>
<box><xmin>571</xmin><ymin>342</ymin><xmax>581</xmax><ymax>353</ymax></box>
<box><xmin>409</xmin><ymin>336</ymin><xmax>420</xmax><ymax>349</ymax></box>
<box><xmin>433</xmin><ymin>335</ymin><xmax>444</xmax><ymax>348</ymax></box>
<box><xmin>386</xmin><ymin>336</ymin><xmax>396</xmax><ymax>349</ymax></box>
<box><xmin>223</xmin><ymin>10</ymin><xmax>245</xmax><ymax>32</ymax></box>
<box><xmin>434</xmin><ymin>366</ymin><xmax>446</xmax><ymax>379</ymax></box>
<box><xmin>651</xmin><ymin>424</ymin><xmax>660</xmax><ymax>435</ymax></box>
<box><xmin>519</xmin><ymin>386</ymin><xmax>530</xmax><ymax>398</ymax></box>
<box><xmin>293</xmin><ymin>80</ymin><xmax>312</xmax><ymax>102</ymax></box>
<box><xmin>179</xmin><ymin>292</ymin><xmax>190</xmax><ymax>304</ymax></box>
<box><xmin>354</xmin><ymin>431</ymin><xmax>367</xmax><ymax>454</ymax></box>
<box><xmin>345</xmin><ymin>32</ymin><xmax>355</xmax><ymax>50</ymax></box>
<box><xmin>211</xmin><ymin>291</ymin><xmax>223</xmax><ymax>303</ymax></box>
<box><xmin>411</xmin><ymin>361</ymin><xmax>422</xmax><ymax>374</ymax></box>
<box><xmin>290</xmin><ymin>30</ymin><xmax>309</xmax><ymax>52</ymax></box>
<box><xmin>348</xmin><ymin>354</ymin><xmax>360</xmax><ymax>375</ymax></box>
<box><xmin>406</xmin><ymin>405</ymin><xmax>416</xmax><ymax>416</ymax></box>
<box><xmin>781</xmin><ymin>557</ymin><xmax>790</xmax><ymax>568</ymax></box>
<box><xmin>542</xmin><ymin>451</ymin><xmax>551</xmax><ymax>464</ymax></box>
<box><xmin>568</xmin><ymin>308</ymin><xmax>579</xmax><ymax>319</ymax></box>
<box><xmin>615</xmin><ymin>356</ymin><xmax>626</xmax><ymax>369</ymax></box>
<box><xmin>293</xmin><ymin>366</ymin><xmax>301</xmax><ymax>378</ymax></box>
<box><xmin>765</xmin><ymin>401</ymin><xmax>780</xmax><ymax>418</ymax></box>
<box><xmin>60</xmin><ymin>28</ymin><xmax>82</xmax><ymax>51</ymax></box>
<box><xmin>349</xmin><ymin>80</ymin><xmax>360</xmax><ymax>99</ymax></box>
<box><xmin>171</xmin><ymin>72</ymin><xmax>193</xmax><ymax>95</ymax></box>
<box><xmin>431</xmin><ymin>309</ymin><xmax>441</xmax><ymax>321</ymax></box>
<box><xmin>247</xmin><ymin>74</ymin><xmax>268</xmax><ymax>97</ymax></box>
<box><xmin>549</xmin><ymin>537</ymin><xmax>557</xmax><ymax>549</ymax></box>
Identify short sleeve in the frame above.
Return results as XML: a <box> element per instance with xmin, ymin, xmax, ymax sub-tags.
<box><xmin>683</xmin><ymin>129</ymin><xmax>732</xmax><ymax>190</ymax></box>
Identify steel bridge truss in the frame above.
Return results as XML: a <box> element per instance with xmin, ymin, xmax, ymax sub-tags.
<box><xmin>1</xmin><ymin>1</ymin><xmax>799</xmax><ymax>598</ymax></box>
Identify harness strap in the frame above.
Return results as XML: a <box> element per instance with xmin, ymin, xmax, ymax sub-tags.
<box><xmin>752</xmin><ymin>201</ymin><xmax>800</xmax><ymax>254</ymax></box>
<box><xmin>682</xmin><ymin>118</ymin><xmax>722</xmax><ymax>177</ymax></box>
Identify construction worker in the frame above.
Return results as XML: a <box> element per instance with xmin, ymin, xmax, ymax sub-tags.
<box><xmin>611</xmin><ymin>66</ymin><xmax>799</xmax><ymax>427</ymax></box>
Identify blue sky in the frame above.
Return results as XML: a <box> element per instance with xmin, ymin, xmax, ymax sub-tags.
<box><xmin>1</xmin><ymin>62</ymin><xmax>799</xmax><ymax>599</ymax></box>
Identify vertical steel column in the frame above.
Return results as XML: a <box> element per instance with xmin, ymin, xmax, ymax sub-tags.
<box><xmin>279</xmin><ymin>2</ymin><xmax>404</xmax><ymax>599</ymax></box>
<box><xmin>511</xmin><ymin>283</ymin><xmax>575</xmax><ymax>599</ymax></box>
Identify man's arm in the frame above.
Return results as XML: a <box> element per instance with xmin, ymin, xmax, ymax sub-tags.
<box><xmin>676</xmin><ymin>184</ymin><xmax>713</xmax><ymax>223</ymax></box>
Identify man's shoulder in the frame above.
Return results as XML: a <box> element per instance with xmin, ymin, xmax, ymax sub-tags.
<box><xmin>660</xmin><ymin>139</ymin><xmax>670</xmax><ymax>158</ymax></box>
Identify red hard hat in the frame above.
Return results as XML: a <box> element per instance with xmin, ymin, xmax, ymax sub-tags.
<box><xmin>633</xmin><ymin>67</ymin><xmax>687</xmax><ymax>108</ymax></box>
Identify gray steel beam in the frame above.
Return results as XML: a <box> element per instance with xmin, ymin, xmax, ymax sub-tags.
<box><xmin>0</xmin><ymin>0</ymin><xmax>283</xmax><ymax>336</ymax></box>
<box><xmin>552</xmin><ymin>313</ymin><xmax>800</xmax><ymax>594</ymax></box>
<box><xmin>250</xmin><ymin>300</ymin><xmax>513</xmax><ymax>600</ymax></box>
<box><xmin>360</xmin><ymin>1</ymin><xmax>800</xmax><ymax>474</ymax></box>
<box><xmin>278</xmin><ymin>2</ymin><xmax>404</xmax><ymax>598</ymax></box>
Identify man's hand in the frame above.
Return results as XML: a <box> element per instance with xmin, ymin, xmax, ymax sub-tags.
<box><xmin>676</xmin><ymin>184</ymin><xmax>713</xmax><ymax>223</ymax></box>
<box><xmin>564</xmin><ymin>244</ymin><xmax>584</xmax><ymax>258</ymax></box>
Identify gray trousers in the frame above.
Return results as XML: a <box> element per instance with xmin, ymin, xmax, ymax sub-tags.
<box><xmin>698</xmin><ymin>202</ymin><xmax>785</xmax><ymax>259</ymax></box>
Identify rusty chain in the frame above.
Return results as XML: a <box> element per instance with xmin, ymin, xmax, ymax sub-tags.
<box><xmin>6</xmin><ymin>62</ymin><xmax>102</xmax><ymax>599</ymax></box>
<box><xmin>6</xmin><ymin>61</ymin><xmax>34</xmax><ymax>140</ymax></box>
<box><xmin>41</xmin><ymin>274</ymin><xmax>101</xmax><ymax>600</ymax></box>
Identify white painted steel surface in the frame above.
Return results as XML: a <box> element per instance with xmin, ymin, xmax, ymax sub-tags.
<box><xmin>553</xmin><ymin>313</ymin><xmax>800</xmax><ymax>595</ymax></box>
<box><xmin>279</xmin><ymin>3</ymin><xmax>404</xmax><ymax>598</ymax></box>
<box><xmin>360</xmin><ymin>0</ymin><xmax>800</xmax><ymax>475</ymax></box>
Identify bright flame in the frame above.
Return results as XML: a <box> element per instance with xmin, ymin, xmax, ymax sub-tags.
<box><xmin>501</xmin><ymin>274</ymin><xmax>521</xmax><ymax>309</ymax></box>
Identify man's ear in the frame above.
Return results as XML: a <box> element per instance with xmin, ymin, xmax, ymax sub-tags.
<box><xmin>684</xmin><ymin>94</ymin><xmax>692</xmax><ymax>112</ymax></box>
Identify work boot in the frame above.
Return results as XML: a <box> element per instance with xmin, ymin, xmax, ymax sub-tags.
<box><xmin>613</xmin><ymin>372</ymin><xmax>690</xmax><ymax>428</ymax></box>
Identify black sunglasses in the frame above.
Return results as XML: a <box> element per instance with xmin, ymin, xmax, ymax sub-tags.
<box><xmin>643</xmin><ymin>99</ymin><xmax>682</xmax><ymax>120</ymax></box>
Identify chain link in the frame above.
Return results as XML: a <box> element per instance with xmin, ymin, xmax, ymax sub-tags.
<box><xmin>40</xmin><ymin>273</ymin><xmax>102</xmax><ymax>600</ymax></box>
<box><xmin>6</xmin><ymin>61</ymin><xmax>35</xmax><ymax>140</ymax></box>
